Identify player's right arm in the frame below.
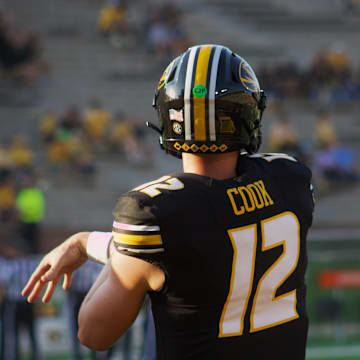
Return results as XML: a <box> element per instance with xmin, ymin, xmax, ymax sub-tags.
<box><xmin>77</xmin><ymin>248</ymin><xmax>164</xmax><ymax>350</ymax></box>
<box><xmin>75</xmin><ymin>190</ymin><xmax>167</xmax><ymax>350</ymax></box>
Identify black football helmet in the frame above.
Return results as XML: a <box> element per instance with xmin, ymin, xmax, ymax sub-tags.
<box><xmin>148</xmin><ymin>44</ymin><xmax>267</xmax><ymax>158</ymax></box>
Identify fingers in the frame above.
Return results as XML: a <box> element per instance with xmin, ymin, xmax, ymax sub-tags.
<box><xmin>41</xmin><ymin>263</ymin><xmax>60</xmax><ymax>282</ymax></box>
<box><xmin>63</xmin><ymin>273</ymin><xmax>73</xmax><ymax>290</ymax></box>
<box><xmin>25</xmin><ymin>274</ymin><xmax>70</xmax><ymax>304</ymax></box>
<box><xmin>22</xmin><ymin>263</ymin><xmax>50</xmax><ymax>297</ymax></box>
<box><xmin>42</xmin><ymin>277</ymin><xmax>60</xmax><ymax>303</ymax></box>
<box><xmin>26</xmin><ymin>278</ymin><xmax>47</xmax><ymax>303</ymax></box>
<box><xmin>22</xmin><ymin>260</ymin><xmax>60</xmax><ymax>303</ymax></box>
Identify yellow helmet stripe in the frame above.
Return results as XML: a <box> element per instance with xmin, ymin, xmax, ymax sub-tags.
<box><xmin>193</xmin><ymin>45</ymin><xmax>212</xmax><ymax>141</ymax></box>
<box><xmin>112</xmin><ymin>232</ymin><xmax>163</xmax><ymax>246</ymax></box>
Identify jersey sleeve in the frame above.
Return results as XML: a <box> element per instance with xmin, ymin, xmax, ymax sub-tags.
<box><xmin>112</xmin><ymin>192</ymin><xmax>164</xmax><ymax>259</ymax></box>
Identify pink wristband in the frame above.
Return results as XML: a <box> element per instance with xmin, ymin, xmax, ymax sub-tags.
<box><xmin>86</xmin><ymin>231</ymin><xmax>113</xmax><ymax>264</ymax></box>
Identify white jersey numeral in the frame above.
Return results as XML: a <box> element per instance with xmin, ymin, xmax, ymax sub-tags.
<box><xmin>134</xmin><ymin>176</ymin><xmax>184</xmax><ymax>197</ymax></box>
<box><xmin>249</xmin><ymin>153</ymin><xmax>297</xmax><ymax>162</ymax></box>
<box><xmin>219</xmin><ymin>212</ymin><xmax>300</xmax><ymax>337</ymax></box>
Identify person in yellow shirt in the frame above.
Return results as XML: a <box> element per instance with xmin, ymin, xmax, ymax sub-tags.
<box><xmin>314</xmin><ymin>111</ymin><xmax>338</xmax><ymax>149</ymax></box>
<box><xmin>39</xmin><ymin>110</ymin><xmax>58</xmax><ymax>143</ymax></box>
<box><xmin>108</xmin><ymin>111</ymin><xmax>133</xmax><ymax>152</ymax></box>
<box><xmin>10</xmin><ymin>135</ymin><xmax>34</xmax><ymax>170</ymax></box>
<box><xmin>268</xmin><ymin>113</ymin><xmax>299</xmax><ymax>153</ymax></box>
<box><xmin>83</xmin><ymin>99</ymin><xmax>112</xmax><ymax>144</ymax></box>
<box><xmin>97</xmin><ymin>2</ymin><xmax>127</xmax><ymax>36</ymax></box>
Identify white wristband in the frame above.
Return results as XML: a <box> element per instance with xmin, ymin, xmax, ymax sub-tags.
<box><xmin>86</xmin><ymin>232</ymin><xmax>113</xmax><ymax>264</ymax></box>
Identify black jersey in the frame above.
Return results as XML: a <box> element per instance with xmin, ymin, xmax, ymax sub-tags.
<box><xmin>112</xmin><ymin>153</ymin><xmax>314</xmax><ymax>360</ymax></box>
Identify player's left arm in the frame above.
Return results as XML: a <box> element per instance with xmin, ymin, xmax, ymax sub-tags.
<box><xmin>77</xmin><ymin>249</ymin><xmax>164</xmax><ymax>351</ymax></box>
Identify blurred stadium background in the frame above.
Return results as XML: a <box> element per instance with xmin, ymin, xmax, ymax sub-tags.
<box><xmin>1</xmin><ymin>0</ymin><xmax>360</xmax><ymax>359</ymax></box>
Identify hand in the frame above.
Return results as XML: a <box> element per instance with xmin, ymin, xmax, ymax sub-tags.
<box><xmin>22</xmin><ymin>232</ymin><xmax>90</xmax><ymax>303</ymax></box>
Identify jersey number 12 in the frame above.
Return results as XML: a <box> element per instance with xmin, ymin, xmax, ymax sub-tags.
<box><xmin>219</xmin><ymin>211</ymin><xmax>300</xmax><ymax>337</ymax></box>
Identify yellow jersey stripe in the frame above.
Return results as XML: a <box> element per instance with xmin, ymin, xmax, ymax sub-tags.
<box><xmin>193</xmin><ymin>45</ymin><xmax>212</xmax><ymax>141</ymax></box>
<box><xmin>112</xmin><ymin>232</ymin><xmax>163</xmax><ymax>246</ymax></box>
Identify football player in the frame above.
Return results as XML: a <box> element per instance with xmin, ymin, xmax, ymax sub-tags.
<box><xmin>22</xmin><ymin>44</ymin><xmax>314</xmax><ymax>360</ymax></box>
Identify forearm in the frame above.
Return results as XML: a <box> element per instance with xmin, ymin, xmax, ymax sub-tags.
<box><xmin>82</xmin><ymin>261</ymin><xmax>111</xmax><ymax>305</ymax></box>
<box><xmin>80</xmin><ymin>241</ymin><xmax>116</xmax><ymax>307</ymax></box>
<box><xmin>77</xmin><ymin>253</ymin><xmax>149</xmax><ymax>351</ymax></box>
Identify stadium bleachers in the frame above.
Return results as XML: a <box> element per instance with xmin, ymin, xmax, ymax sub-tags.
<box><xmin>1</xmin><ymin>0</ymin><xmax>360</xmax><ymax>232</ymax></box>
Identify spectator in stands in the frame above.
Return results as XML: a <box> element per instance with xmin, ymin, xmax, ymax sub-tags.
<box><xmin>268</xmin><ymin>111</ymin><xmax>301</xmax><ymax>154</ymax></box>
<box><xmin>314</xmin><ymin>110</ymin><xmax>338</xmax><ymax>149</ymax></box>
<box><xmin>0</xmin><ymin>11</ymin><xmax>48</xmax><ymax>86</ymax></box>
<box><xmin>308</xmin><ymin>44</ymin><xmax>355</xmax><ymax>103</ymax></box>
<box><xmin>16</xmin><ymin>175</ymin><xmax>45</xmax><ymax>254</ymax></box>
<box><xmin>0</xmin><ymin>142</ymin><xmax>13</xmax><ymax>187</ymax></box>
<box><xmin>66</xmin><ymin>133</ymin><xmax>96</xmax><ymax>180</ymax></box>
<box><xmin>83</xmin><ymin>99</ymin><xmax>112</xmax><ymax>146</ymax></box>
<box><xmin>313</xmin><ymin>144</ymin><xmax>358</xmax><ymax>188</ymax></box>
<box><xmin>310</xmin><ymin>50</ymin><xmax>332</xmax><ymax>86</ymax></box>
<box><xmin>97</xmin><ymin>0</ymin><xmax>135</xmax><ymax>49</ymax></box>
<box><xmin>146</xmin><ymin>8</ymin><xmax>172</xmax><ymax>60</ymax></box>
<box><xmin>59</xmin><ymin>105</ymin><xmax>82</xmax><ymax>134</ymax></box>
<box><xmin>163</xmin><ymin>4</ymin><xmax>191</xmax><ymax>56</ymax></box>
<box><xmin>146</xmin><ymin>4</ymin><xmax>191</xmax><ymax>62</ymax></box>
<box><xmin>0</xmin><ymin>249</ymin><xmax>40</xmax><ymax>360</ymax></box>
<box><xmin>110</xmin><ymin>113</ymin><xmax>152</xmax><ymax>166</ymax></box>
<box><xmin>258</xmin><ymin>45</ymin><xmax>360</xmax><ymax>104</ymax></box>
<box><xmin>47</xmin><ymin>135</ymin><xmax>70</xmax><ymax>173</ymax></box>
<box><xmin>108</xmin><ymin>111</ymin><xmax>134</xmax><ymax>153</ymax></box>
<box><xmin>39</xmin><ymin>110</ymin><xmax>58</xmax><ymax>144</ymax></box>
<box><xmin>9</xmin><ymin>135</ymin><xmax>34</xmax><ymax>178</ymax></box>
<box><xmin>98</xmin><ymin>0</ymin><xmax>128</xmax><ymax>35</ymax></box>
<box><xmin>326</xmin><ymin>43</ymin><xmax>351</xmax><ymax>77</ymax></box>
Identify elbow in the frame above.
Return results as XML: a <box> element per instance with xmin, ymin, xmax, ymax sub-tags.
<box><xmin>78</xmin><ymin>326</ymin><xmax>110</xmax><ymax>352</ymax></box>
